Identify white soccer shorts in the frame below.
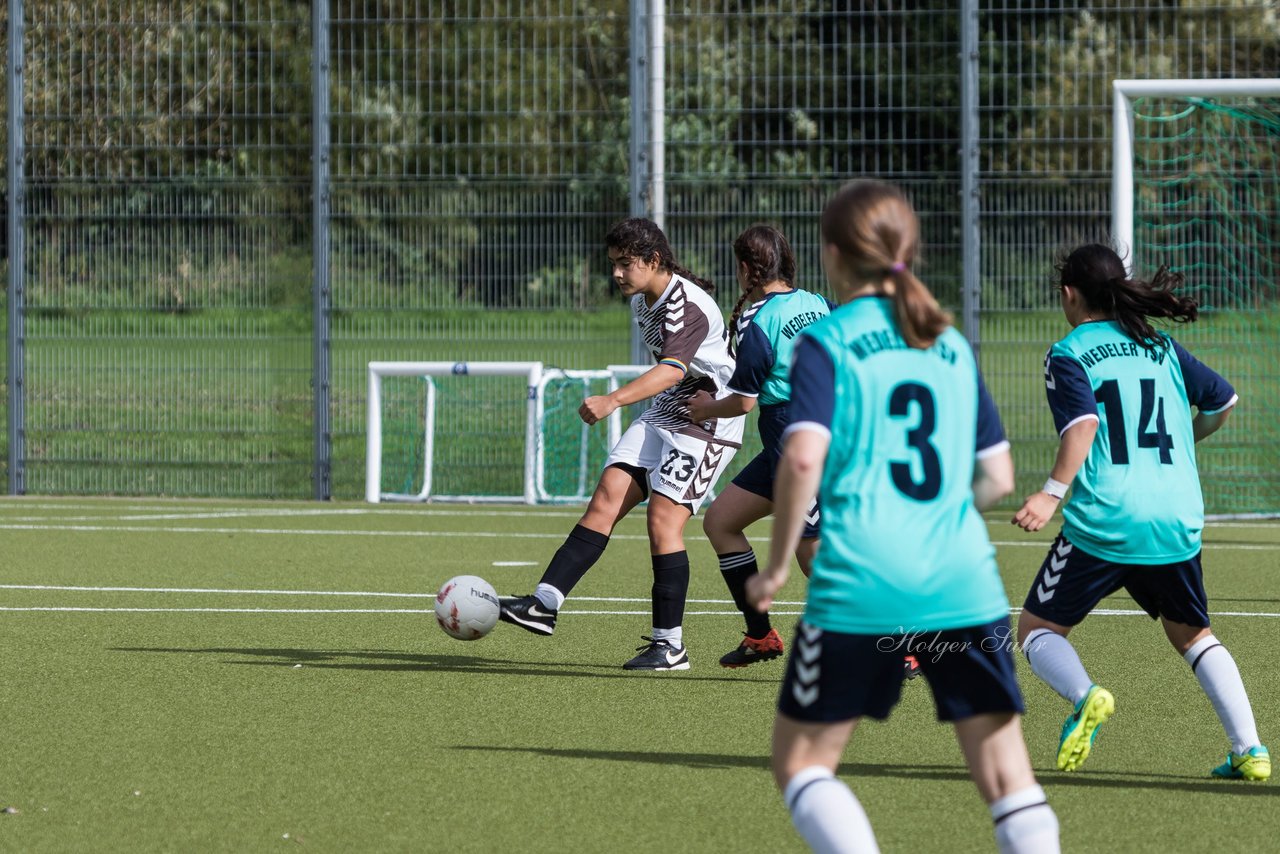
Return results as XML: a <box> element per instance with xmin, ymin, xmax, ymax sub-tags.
<box><xmin>604</xmin><ymin>420</ymin><xmax>739</xmax><ymax>514</ymax></box>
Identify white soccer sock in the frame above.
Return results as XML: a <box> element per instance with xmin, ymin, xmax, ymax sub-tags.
<box><xmin>651</xmin><ymin>626</ymin><xmax>683</xmax><ymax>647</ymax></box>
<box><xmin>1184</xmin><ymin>634</ymin><xmax>1261</xmax><ymax>754</ymax></box>
<box><xmin>782</xmin><ymin>766</ymin><xmax>879</xmax><ymax>854</ymax></box>
<box><xmin>990</xmin><ymin>785</ymin><xmax>1060</xmax><ymax>854</ymax></box>
<box><xmin>1023</xmin><ymin>628</ymin><xmax>1093</xmax><ymax>705</ymax></box>
<box><xmin>534</xmin><ymin>583</ymin><xmax>565</xmax><ymax>611</ymax></box>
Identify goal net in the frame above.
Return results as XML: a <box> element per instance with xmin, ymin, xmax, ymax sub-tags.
<box><xmin>365</xmin><ymin>361</ymin><xmax>649</xmax><ymax>504</ymax></box>
<box><xmin>1112</xmin><ymin>79</ymin><xmax>1280</xmax><ymax>516</ymax></box>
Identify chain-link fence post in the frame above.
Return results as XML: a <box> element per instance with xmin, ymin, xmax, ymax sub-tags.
<box><xmin>6</xmin><ymin>0</ymin><xmax>25</xmax><ymax>495</ymax></box>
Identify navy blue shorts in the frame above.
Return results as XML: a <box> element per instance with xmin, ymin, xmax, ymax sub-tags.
<box><xmin>1021</xmin><ymin>532</ymin><xmax>1210</xmax><ymax>628</ymax></box>
<box><xmin>731</xmin><ymin>451</ymin><xmax>821</xmax><ymax>539</ymax></box>
<box><xmin>776</xmin><ymin>618</ymin><xmax>1024</xmax><ymax>723</ymax></box>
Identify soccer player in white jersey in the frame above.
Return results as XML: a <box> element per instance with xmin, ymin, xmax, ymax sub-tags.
<box><xmin>749</xmin><ymin>180</ymin><xmax>1059</xmax><ymax>854</ymax></box>
<box><xmin>1012</xmin><ymin>243</ymin><xmax>1270</xmax><ymax>781</ymax></box>
<box><xmin>499</xmin><ymin>218</ymin><xmax>745</xmax><ymax>670</ymax></box>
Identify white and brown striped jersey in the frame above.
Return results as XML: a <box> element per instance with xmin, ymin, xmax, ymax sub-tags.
<box><xmin>631</xmin><ymin>274</ymin><xmax>743</xmax><ymax>446</ymax></box>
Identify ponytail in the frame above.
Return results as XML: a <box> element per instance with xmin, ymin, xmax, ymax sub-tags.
<box><xmin>821</xmin><ymin>180</ymin><xmax>949</xmax><ymax>350</ymax></box>
<box><xmin>671</xmin><ymin>262</ymin><xmax>716</xmax><ymax>295</ymax></box>
<box><xmin>726</xmin><ymin>289</ymin><xmax>753</xmax><ymax>356</ymax></box>
<box><xmin>727</xmin><ymin>224</ymin><xmax>798</xmax><ymax>355</ymax></box>
<box><xmin>1056</xmin><ymin>246</ymin><xmax>1200</xmax><ymax>352</ymax></box>
<box><xmin>888</xmin><ymin>263</ymin><xmax>951</xmax><ymax>350</ymax></box>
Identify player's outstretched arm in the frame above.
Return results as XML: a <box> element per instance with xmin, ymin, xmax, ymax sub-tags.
<box><xmin>579</xmin><ymin>363</ymin><xmax>684</xmax><ymax>425</ymax></box>
<box><xmin>1012</xmin><ymin>419</ymin><xmax>1096</xmax><ymax>532</ymax></box>
<box><xmin>686</xmin><ymin>389</ymin><xmax>755</xmax><ymax>423</ymax></box>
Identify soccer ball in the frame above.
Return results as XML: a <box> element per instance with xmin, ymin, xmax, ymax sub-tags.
<box><xmin>434</xmin><ymin>575</ymin><xmax>501</xmax><ymax>641</ymax></box>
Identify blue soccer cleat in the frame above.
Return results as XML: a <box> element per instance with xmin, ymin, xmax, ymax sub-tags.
<box><xmin>1056</xmin><ymin>684</ymin><xmax>1115</xmax><ymax>771</ymax></box>
<box><xmin>1211</xmin><ymin>745</ymin><xmax>1271</xmax><ymax>781</ymax></box>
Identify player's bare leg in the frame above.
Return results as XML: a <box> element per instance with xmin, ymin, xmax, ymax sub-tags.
<box><xmin>770</xmin><ymin>714</ymin><xmax>878</xmax><ymax>852</ymax></box>
<box><xmin>954</xmin><ymin>713</ymin><xmax>1059</xmax><ymax>853</ymax></box>
<box><xmin>703</xmin><ymin>485</ymin><xmax>787</xmax><ymax>667</ymax></box>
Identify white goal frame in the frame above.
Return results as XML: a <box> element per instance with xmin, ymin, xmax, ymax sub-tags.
<box><xmin>366</xmin><ymin>361</ymin><xmax>542</xmax><ymax>504</ymax></box>
<box><xmin>365</xmin><ymin>361</ymin><xmax>651</xmax><ymax>504</ymax></box>
<box><xmin>1111</xmin><ymin>77</ymin><xmax>1280</xmax><ymax>274</ymax></box>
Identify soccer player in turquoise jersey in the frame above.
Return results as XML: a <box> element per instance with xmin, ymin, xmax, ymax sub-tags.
<box><xmin>749</xmin><ymin>180</ymin><xmax>1060</xmax><ymax>854</ymax></box>
<box><xmin>1013</xmin><ymin>243</ymin><xmax>1269</xmax><ymax>781</ymax></box>
<box><xmin>686</xmin><ymin>224</ymin><xmax>833</xmax><ymax>668</ymax></box>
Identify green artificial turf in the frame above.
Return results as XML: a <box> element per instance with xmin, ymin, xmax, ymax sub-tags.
<box><xmin>1</xmin><ymin>498</ymin><xmax>1277</xmax><ymax>851</ymax></box>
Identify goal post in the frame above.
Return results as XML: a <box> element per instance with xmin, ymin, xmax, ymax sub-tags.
<box><xmin>366</xmin><ymin>361</ymin><xmax>543</xmax><ymax>504</ymax></box>
<box><xmin>1111</xmin><ymin>79</ymin><xmax>1280</xmax><ymax>517</ymax></box>
<box><xmin>532</xmin><ymin>368</ymin><xmax>613</xmax><ymax>503</ymax></box>
<box><xmin>366</xmin><ymin>361</ymin><xmax>651</xmax><ymax>504</ymax></box>
<box><xmin>1112</xmin><ymin>77</ymin><xmax>1280</xmax><ymax>273</ymax></box>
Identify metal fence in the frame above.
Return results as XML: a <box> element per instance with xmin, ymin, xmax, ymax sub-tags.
<box><xmin>3</xmin><ymin>1</ymin><xmax>1277</xmax><ymax>512</ymax></box>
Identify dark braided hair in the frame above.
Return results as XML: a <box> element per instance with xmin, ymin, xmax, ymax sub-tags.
<box><xmin>604</xmin><ymin>218</ymin><xmax>715</xmax><ymax>294</ymax></box>
<box><xmin>726</xmin><ymin>290</ymin><xmax>753</xmax><ymax>357</ymax></box>
<box><xmin>727</xmin><ymin>224</ymin><xmax>796</xmax><ymax>355</ymax></box>
<box><xmin>1056</xmin><ymin>244</ymin><xmax>1199</xmax><ymax>352</ymax></box>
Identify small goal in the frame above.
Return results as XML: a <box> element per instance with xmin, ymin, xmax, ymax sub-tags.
<box><xmin>365</xmin><ymin>361</ymin><xmax>650</xmax><ymax>504</ymax></box>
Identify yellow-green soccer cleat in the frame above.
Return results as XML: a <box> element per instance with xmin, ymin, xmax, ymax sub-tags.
<box><xmin>1056</xmin><ymin>684</ymin><xmax>1115</xmax><ymax>771</ymax></box>
<box><xmin>1211</xmin><ymin>745</ymin><xmax>1271</xmax><ymax>781</ymax></box>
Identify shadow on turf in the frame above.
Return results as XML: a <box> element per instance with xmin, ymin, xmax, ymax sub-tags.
<box><xmin>109</xmin><ymin>646</ymin><xmax>781</xmax><ymax>684</ymax></box>
<box><xmin>457</xmin><ymin>746</ymin><xmax>1280</xmax><ymax>797</ymax></box>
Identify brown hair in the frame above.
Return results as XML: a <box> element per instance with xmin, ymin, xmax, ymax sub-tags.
<box><xmin>604</xmin><ymin>218</ymin><xmax>715</xmax><ymax>294</ymax></box>
<box><xmin>727</xmin><ymin>224</ymin><xmax>797</xmax><ymax>355</ymax></box>
<box><xmin>1056</xmin><ymin>243</ymin><xmax>1198</xmax><ymax>351</ymax></box>
<box><xmin>820</xmin><ymin>179</ymin><xmax>950</xmax><ymax>349</ymax></box>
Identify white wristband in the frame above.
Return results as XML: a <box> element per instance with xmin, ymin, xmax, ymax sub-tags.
<box><xmin>1042</xmin><ymin>477</ymin><xmax>1068</xmax><ymax>499</ymax></box>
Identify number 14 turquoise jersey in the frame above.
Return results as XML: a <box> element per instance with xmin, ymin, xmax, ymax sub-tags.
<box><xmin>1045</xmin><ymin>320</ymin><xmax>1237</xmax><ymax>564</ymax></box>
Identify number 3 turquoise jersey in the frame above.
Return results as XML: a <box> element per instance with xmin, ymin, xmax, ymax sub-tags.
<box><xmin>1045</xmin><ymin>321</ymin><xmax>1237</xmax><ymax>564</ymax></box>
<box><xmin>787</xmin><ymin>296</ymin><xmax>1011</xmax><ymax>634</ymax></box>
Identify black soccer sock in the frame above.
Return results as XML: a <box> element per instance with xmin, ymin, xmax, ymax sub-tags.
<box><xmin>719</xmin><ymin>550</ymin><xmax>772</xmax><ymax>639</ymax></box>
<box><xmin>651</xmin><ymin>551</ymin><xmax>690</xmax><ymax>631</ymax></box>
<box><xmin>539</xmin><ymin>524</ymin><xmax>610</xmax><ymax>598</ymax></box>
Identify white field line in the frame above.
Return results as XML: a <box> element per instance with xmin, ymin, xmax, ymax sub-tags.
<box><xmin>1</xmin><ymin>503</ymin><xmax>1277</xmax><ymax>528</ymax></box>
<box><xmin>0</xmin><ymin>586</ymin><xmax>1276</xmax><ymax>619</ymax></box>
<box><xmin>0</xmin><ymin>522</ymin><xmax>1276</xmax><ymax>552</ymax></box>
<box><xmin>0</xmin><ymin>584</ymin><xmax>670</xmax><ymax>601</ymax></box>
<box><xmin>0</xmin><ymin>505</ymin><xmax>590</xmax><ymax>520</ymax></box>
<box><xmin>990</xmin><ymin>540</ymin><xmax>1280</xmax><ymax>550</ymax></box>
<box><xmin>0</xmin><ymin>523</ymin><xmax>643</xmax><ymax>540</ymax></box>
<box><xmin>0</xmin><ymin>607</ymin><xmax>439</xmax><ymax>614</ymax></box>
<box><xmin>112</xmin><ymin>508</ymin><xmax>588</xmax><ymax>521</ymax></box>
<box><xmin>1</xmin><ymin>584</ymin><xmax>437</xmax><ymax>598</ymax></box>
<box><xmin>4</xmin><ymin>607</ymin><xmax>1279</xmax><ymax>617</ymax></box>
<box><xmin>0</xmin><ymin>606</ymin><xmax>792</xmax><ymax>615</ymax></box>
